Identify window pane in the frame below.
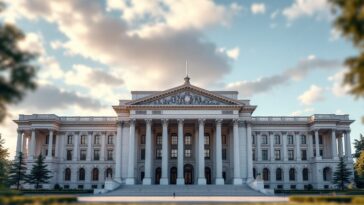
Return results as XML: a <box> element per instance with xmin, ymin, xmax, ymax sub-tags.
<box><xmin>185</xmin><ymin>135</ymin><xmax>191</xmax><ymax>145</ymax></box>
<box><xmin>171</xmin><ymin>135</ymin><xmax>177</xmax><ymax>145</ymax></box>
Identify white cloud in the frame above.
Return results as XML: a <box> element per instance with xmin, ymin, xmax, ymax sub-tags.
<box><xmin>291</xmin><ymin>107</ymin><xmax>314</xmax><ymax>116</ymax></box>
<box><xmin>329</xmin><ymin>28</ymin><xmax>341</xmax><ymax>41</ymax></box>
<box><xmin>270</xmin><ymin>9</ymin><xmax>280</xmax><ymax>19</ymax></box>
<box><xmin>282</xmin><ymin>0</ymin><xmax>330</xmax><ymax>21</ymax></box>
<box><xmin>251</xmin><ymin>3</ymin><xmax>266</xmax><ymax>14</ymax></box>
<box><xmin>226</xmin><ymin>47</ymin><xmax>240</xmax><ymax>60</ymax></box>
<box><xmin>298</xmin><ymin>85</ymin><xmax>325</xmax><ymax>105</ymax></box>
<box><xmin>328</xmin><ymin>70</ymin><xmax>352</xmax><ymax>97</ymax></box>
<box><xmin>17</xmin><ymin>32</ymin><xmax>45</xmax><ymax>55</ymax></box>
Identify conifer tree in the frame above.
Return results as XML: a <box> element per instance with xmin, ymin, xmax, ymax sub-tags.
<box><xmin>333</xmin><ymin>157</ymin><xmax>353</xmax><ymax>190</ymax></box>
<box><xmin>27</xmin><ymin>154</ymin><xmax>52</xmax><ymax>189</ymax></box>
<box><xmin>0</xmin><ymin>134</ymin><xmax>9</xmax><ymax>187</ymax></box>
<box><xmin>8</xmin><ymin>152</ymin><xmax>27</xmax><ymax>190</ymax></box>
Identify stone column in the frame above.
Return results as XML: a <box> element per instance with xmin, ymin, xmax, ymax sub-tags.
<box><xmin>86</xmin><ymin>132</ymin><xmax>92</xmax><ymax>161</ymax></box>
<box><xmin>295</xmin><ymin>132</ymin><xmax>301</xmax><ymax>161</ymax></box>
<box><xmin>22</xmin><ymin>135</ymin><xmax>27</xmax><ymax>156</ymax></box>
<box><xmin>160</xmin><ymin>119</ymin><xmax>169</xmax><ymax>185</ymax></box>
<box><xmin>338</xmin><ymin>133</ymin><xmax>343</xmax><ymax>157</ymax></box>
<box><xmin>143</xmin><ymin>119</ymin><xmax>153</xmax><ymax>185</ymax></box>
<box><xmin>16</xmin><ymin>130</ymin><xmax>23</xmax><ymax>157</ymax></box>
<box><xmin>55</xmin><ymin>133</ymin><xmax>60</xmax><ymax>159</ymax></box>
<box><xmin>197</xmin><ymin>118</ymin><xmax>206</xmax><ymax>185</ymax></box>
<box><xmin>126</xmin><ymin>119</ymin><xmax>136</xmax><ymax>185</ymax></box>
<box><xmin>315</xmin><ymin>130</ymin><xmax>321</xmax><ymax>160</ymax></box>
<box><xmin>177</xmin><ymin>119</ymin><xmax>185</xmax><ymax>185</ymax></box>
<box><xmin>73</xmin><ymin>133</ymin><xmax>79</xmax><ymax>161</ymax></box>
<box><xmin>100</xmin><ymin>132</ymin><xmax>106</xmax><ymax>161</ymax></box>
<box><xmin>308</xmin><ymin>132</ymin><xmax>314</xmax><ymax>159</ymax></box>
<box><xmin>115</xmin><ymin>121</ymin><xmax>123</xmax><ymax>182</ymax></box>
<box><xmin>282</xmin><ymin>132</ymin><xmax>288</xmax><ymax>161</ymax></box>
<box><xmin>269</xmin><ymin>132</ymin><xmax>274</xmax><ymax>161</ymax></box>
<box><xmin>28</xmin><ymin>129</ymin><xmax>36</xmax><ymax>160</ymax></box>
<box><xmin>46</xmin><ymin>130</ymin><xmax>54</xmax><ymax>160</ymax></box>
<box><xmin>332</xmin><ymin>129</ymin><xmax>338</xmax><ymax>160</ymax></box>
<box><xmin>345</xmin><ymin>130</ymin><xmax>352</xmax><ymax>159</ymax></box>
<box><xmin>256</xmin><ymin>132</ymin><xmax>261</xmax><ymax>161</ymax></box>
<box><xmin>233</xmin><ymin>119</ymin><xmax>242</xmax><ymax>185</ymax></box>
<box><xmin>246</xmin><ymin>122</ymin><xmax>253</xmax><ymax>182</ymax></box>
<box><xmin>215</xmin><ymin>119</ymin><xmax>224</xmax><ymax>185</ymax></box>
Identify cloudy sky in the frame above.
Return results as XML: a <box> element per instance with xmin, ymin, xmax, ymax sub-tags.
<box><xmin>1</xmin><ymin>0</ymin><xmax>363</xmax><ymax>158</ymax></box>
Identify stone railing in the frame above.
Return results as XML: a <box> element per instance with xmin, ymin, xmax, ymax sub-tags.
<box><xmin>310</xmin><ymin>114</ymin><xmax>349</xmax><ymax>121</ymax></box>
<box><xmin>19</xmin><ymin>114</ymin><xmax>116</xmax><ymax>122</ymax></box>
<box><xmin>252</xmin><ymin>116</ymin><xmax>310</xmax><ymax>122</ymax></box>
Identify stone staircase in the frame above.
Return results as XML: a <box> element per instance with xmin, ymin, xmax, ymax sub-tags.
<box><xmin>103</xmin><ymin>184</ymin><xmax>265</xmax><ymax>196</ymax></box>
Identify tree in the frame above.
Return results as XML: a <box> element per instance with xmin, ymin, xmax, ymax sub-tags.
<box><xmin>0</xmin><ymin>134</ymin><xmax>9</xmax><ymax>187</ymax></box>
<box><xmin>8</xmin><ymin>152</ymin><xmax>27</xmax><ymax>190</ymax></box>
<box><xmin>330</xmin><ymin>0</ymin><xmax>364</xmax><ymax>99</ymax></box>
<box><xmin>0</xmin><ymin>2</ymin><xmax>37</xmax><ymax>123</ymax></box>
<box><xmin>354</xmin><ymin>134</ymin><xmax>364</xmax><ymax>158</ymax></box>
<box><xmin>333</xmin><ymin>157</ymin><xmax>353</xmax><ymax>190</ymax></box>
<box><xmin>27</xmin><ymin>154</ymin><xmax>52</xmax><ymax>189</ymax></box>
<box><xmin>354</xmin><ymin>151</ymin><xmax>364</xmax><ymax>188</ymax></box>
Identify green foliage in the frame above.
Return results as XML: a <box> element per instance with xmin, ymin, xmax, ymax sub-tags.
<box><xmin>26</xmin><ymin>154</ymin><xmax>52</xmax><ymax>189</ymax></box>
<box><xmin>330</xmin><ymin>0</ymin><xmax>364</xmax><ymax>98</ymax></box>
<box><xmin>354</xmin><ymin>134</ymin><xmax>364</xmax><ymax>158</ymax></box>
<box><xmin>0</xmin><ymin>17</ymin><xmax>37</xmax><ymax>122</ymax></box>
<box><xmin>354</xmin><ymin>150</ymin><xmax>364</xmax><ymax>187</ymax></box>
<box><xmin>0</xmin><ymin>134</ymin><xmax>9</xmax><ymax>186</ymax></box>
<box><xmin>333</xmin><ymin>157</ymin><xmax>353</xmax><ymax>190</ymax></box>
<box><xmin>0</xmin><ymin>195</ymin><xmax>77</xmax><ymax>205</ymax></box>
<box><xmin>8</xmin><ymin>152</ymin><xmax>27</xmax><ymax>190</ymax></box>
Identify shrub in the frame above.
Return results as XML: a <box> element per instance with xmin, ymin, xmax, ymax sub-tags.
<box><xmin>0</xmin><ymin>195</ymin><xmax>77</xmax><ymax>205</ymax></box>
<box><xmin>290</xmin><ymin>196</ymin><xmax>353</xmax><ymax>203</ymax></box>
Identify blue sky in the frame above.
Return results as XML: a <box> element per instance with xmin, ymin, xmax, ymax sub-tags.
<box><xmin>0</xmin><ymin>0</ymin><xmax>363</xmax><ymax>157</ymax></box>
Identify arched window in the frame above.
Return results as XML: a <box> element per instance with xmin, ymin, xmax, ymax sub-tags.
<box><xmin>276</xmin><ymin>168</ymin><xmax>282</xmax><ymax>181</ymax></box>
<box><xmin>302</xmin><ymin>168</ymin><xmax>309</xmax><ymax>181</ymax></box>
<box><xmin>262</xmin><ymin>168</ymin><xmax>269</xmax><ymax>181</ymax></box>
<box><xmin>323</xmin><ymin>167</ymin><xmax>332</xmax><ymax>181</ymax></box>
<box><xmin>253</xmin><ymin>168</ymin><xmax>256</xmax><ymax>179</ymax></box>
<box><xmin>106</xmin><ymin>168</ymin><xmax>112</xmax><ymax>179</ymax></box>
<box><xmin>289</xmin><ymin>168</ymin><xmax>296</xmax><ymax>181</ymax></box>
<box><xmin>92</xmin><ymin>168</ymin><xmax>99</xmax><ymax>181</ymax></box>
<box><xmin>65</xmin><ymin>168</ymin><xmax>71</xmax><ymax>181</ymax></box>
<box><xmin>79</xmin><ymin>168</ymin><xmax>85</xmax><ymax>181</ymax></box>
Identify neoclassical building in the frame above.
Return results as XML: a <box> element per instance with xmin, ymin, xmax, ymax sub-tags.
<box><xmin>14</xmin><ymin>77</ymin><xmax>354</xmax><ymax>190</ymax></box>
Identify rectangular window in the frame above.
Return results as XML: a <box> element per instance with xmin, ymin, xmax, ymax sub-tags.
<box><xmin>222</xmin><ymin>148</ymin><xmax>227</xmax><ymax>160</ymax></box>
<box><xmin>141</xmin><ymin>149</ymin><xmax>145</xmax><ymax>160</ymax></box>
<box><xmin>156</xmin><ymin>149</ymin><xmax>162</xmax><ymax>159</ymax></box>
<box><xmin>80</xmin><ymin>149</ymin><xmax>86</xmax><ymax>160</ymax></box>
<box><xmin>288</xmin><ymin>135</ymin><xmax>294</xmax><ymax>145</ymax></box>
<box><xmin>288</xmin><ymin>150</ymin><xmax>294</xmax><ymax>160</ymax></box>
<box><xmin>171</xmin><ymin>149</ymin><xmax>177</xmax><ymax>159</ymax></box>
<box><xmin>185</xmin><ymin>135</ymin><xmax>191</xmax><ymax>145</ymax></box>
<box><xmin>107</xmin><ymin>150</ymin><xmax>113</xmax><ymax>160</ymax></box>
<box><xmin>275</xmin><ymin>135</ymin><xmax>280</xmax><ymax>145</ymax></box>
<box><xmin>261</xmin><ymin>135</ymin><xmax>268</xmax><ymax>145</ymax></box>
<box><xmin>171</xmin><ymin>135</ymin><xmax>178</xmax><ymax>145</ymax></box>
<box><xmin>252</xmin><ymin>135</ymin><xmax>255</xmax><ymax>144</ymax></box>
<box><xmin>107</xmin><ymin>135</ymin><xmax>113</xmax><ymax>144</ymax></box>
<box><xmin>66</xmin><ymin>150</ymin><xmax>72</xmax><ymax>160</ymax></box>
<box><xmin>80</xmin><ymin>135</ymin><xmax>86</xmax><ymax>145</ymax></box>
<box><xmin>301</xmin><ymin>135</ymin><xmax>306</xmax><ymax>144</ymax></box>
<box><xmin>157</xmin><ymin>136</ymin><xmax>162</xmax><ymax>145</ymax></box>
<box><xmin>275</xmin><ymin>149</ymin><xmax>281</xmax><ymax>160</ymax></box>
<box><xmin>185</xmin><ymin>149</ymin><xmax>191</xmax><ymax>158</ymax></box>
<box><xmin>94</xmin><ymin>135</ymin><xmax>100</xmax><ymax>145</ymax></box>
<box><xmin>319</xmin><ymin>135</ymin><xmax>323</xmax><ymax>144</ymax></box>
<box><xmin>93</xmin><ymin>149</ymin><xmax>100</xmax><ymax>160</ymax></box>
<box><xmin>222</xmin><ymin>135</ymin><xmax>227</xmax><ymax>145</ymax></box>
<box><xmin>319</xmin><ymin>149</ymin><xmax>323</xmax><ymax>157</ymax></box>
<box><xmin>262</xmin><ymin>150</ymin><xmax>268</xmax><ymax>160</ymax></box>
<box><xmin>252</xmin><ymin>149</ymin><xmax>256</xmax><ymax>161</ymax></box>
<box><xmin>46</xmin><ymin>135</ymin><xmax>49</xmax><ymax>144</ymax></box>
<box><xmin>140</xmin><ymin>135</ymin><xmax>145</xmax><ymax>145</ymax></box>
<box><xmin>301</xmin><ymin>150</ymin><xmax>307</xmax><ymax>160</ymax></box>
<box><xmin>204</xmin><ymin>135</ymin><xmax>210</xmax><ymax>145</ymax></box>
<box><xmin>67</xmin><ymin>135</ymin><xmax>73</xmax><ymax>145</ymax></box>
<box><xmin>204</xmin><ymin>149</ymin><xmax>210</xmax><ymax>159</ymax></box>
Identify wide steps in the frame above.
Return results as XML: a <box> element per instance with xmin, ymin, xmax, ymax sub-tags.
<box><xmin>104</xmin><ymin>185</ymin><xmax>265</xmax><ymax>196</ymax></box>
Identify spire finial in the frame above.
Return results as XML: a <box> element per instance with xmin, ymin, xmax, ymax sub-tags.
<box><xmin>184</xmin><ymin>60</ymin><xmax>190</xmax><ymax>84</ymax></box>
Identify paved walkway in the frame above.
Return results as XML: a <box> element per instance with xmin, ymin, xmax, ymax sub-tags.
<box><xmin>78</xmin><ymin>196</ymin><xmax>289</xmax><ymax>203</ymax></box>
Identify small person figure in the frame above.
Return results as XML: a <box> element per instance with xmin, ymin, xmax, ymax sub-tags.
<box><xmin>173</xmin><ymin>192</ymin><xmax>176</xmax><ymax>198</ymax></box>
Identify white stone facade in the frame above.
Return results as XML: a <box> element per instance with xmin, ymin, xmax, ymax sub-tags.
<box><xmin>14</xmin><ymin>78</ymin><xmax>354</xmax><ymax>190</ymax></box>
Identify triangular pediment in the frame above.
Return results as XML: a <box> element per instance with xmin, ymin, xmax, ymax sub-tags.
<box><xmin>127</xmin><ymin>83</ymin><xmax>243</xmax><ymax>106</ymax></box>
